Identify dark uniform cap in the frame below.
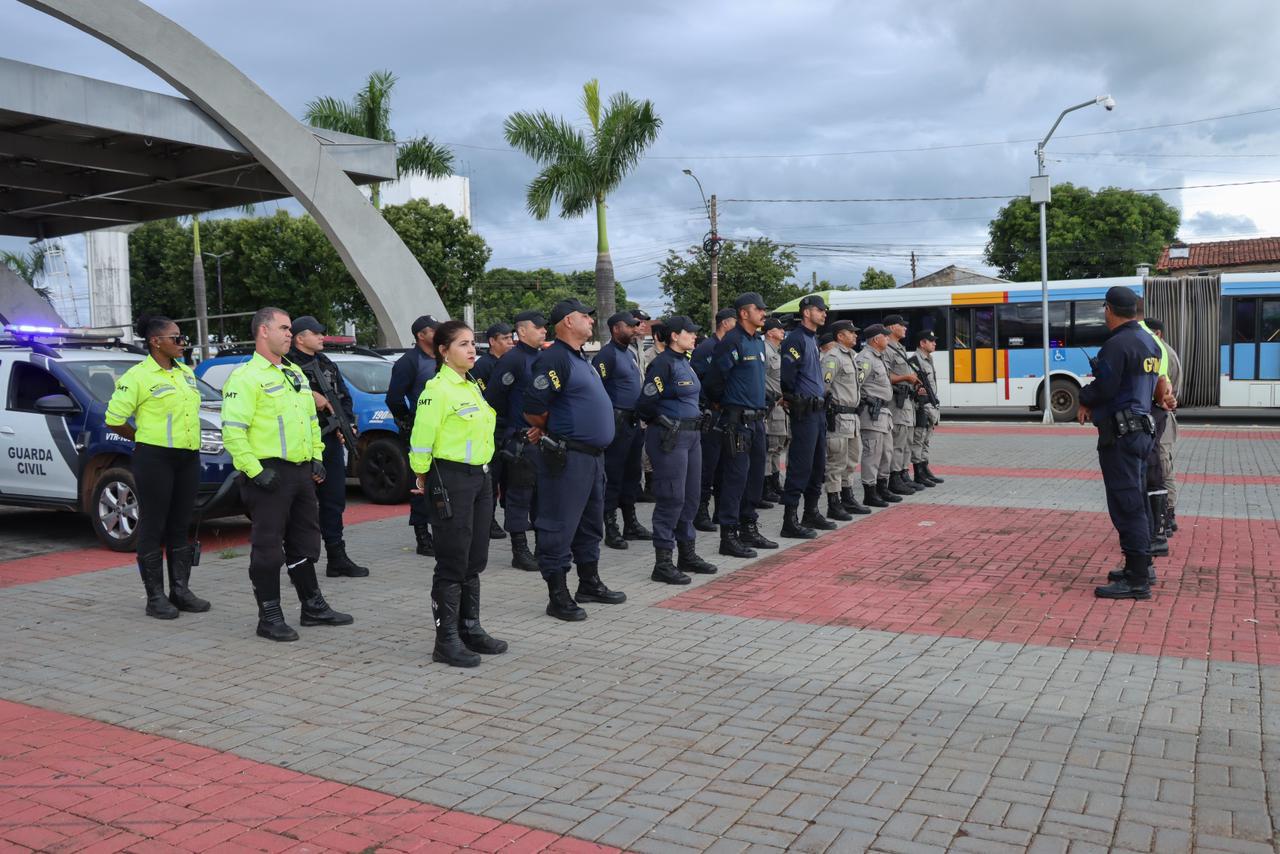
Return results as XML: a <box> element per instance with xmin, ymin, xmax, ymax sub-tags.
<box><xmin>883</xmin><ymin>313</ymin><xmax>906</xmax><ymax>327</ymax></box>
<box><xmin>715</xmin><ymin>307</ymin><xmax>737</xmax><ymax>323</ymax></box>
<box><xmin>664</xmin><ymin>315</ymin><xmax>701</xmax><ymax>335</ymax></box>
<box><xmin>291</xmin><ymin>315</ymin><xmax>325</xmax><ymax>335</ymax></box>
<box><xmin>631</xmin><ymin>308</ymin><xmax>652</xmax><ymax>321</ymax></box>
<box><xmin>1105</xmin><ymin>285</ymin><xmax>1139</xmax><ymax>310</ymax></box>
<box><xmin>607</xmin><ymin>311</ymin><xmax>639</xmax><ymax>327</ymax></box>
<box><xmin>917</xmin><ymin>330</ymin><xmax>937</xmax><ymax>342</ymax></box>
<box><xmin>799</xmin><ymin>294</ymin><xmax>829</xmax><ymax>311</ymax></box>
<box><xmin>548</xmin><ymin>298</ymin><xmax>595</xmax><ymax>326</ymax></box>
<box><xmin>485</xmin><ymin>322</ymin><xmax>513</xmax><ymax>340</ymax></box>
<box><xmin>411</xmin><ymin>315</ymin><xmax>440</xmax><ymax>335</ymax></box>
<box><xmin>829</xmin><ymin>319</ymin><xmax>859</xmax><ymax>335</ymax></box>
<box><xmin>818</xmin><ymin>333</ymin><xmax>834</xmax><ymax>347</ymax></box>
<box><xmin>734</xmin><ymin>292</ymin><xmax>767</xmax><ymax>310</ymax></box>
<box><xmin>513</xmin><ymin>309</ymin><xmax>547</xmax><ymax>327</ymax></box>
<box><xmin>762</xmin><ymin>317</ymin><xmax>785</xmax><ymax>332</ymax></box>
<box><xmin>862</xmin><ymin>323</ymin><xmax>889</xmax><ymax>339</ymax></box>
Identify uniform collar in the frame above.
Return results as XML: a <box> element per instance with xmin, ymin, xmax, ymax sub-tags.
<box><xmin>439</xmin><ymin>365</ymin><xmax>470</xmax><ymax>386</ymax></box>
<box><xmin>249</xmin><ymin>351</ymin><xmax>292</xmax><ymax>372</ymax></box>
<box><xmin>551</xmin><ymin>338</ymin><xmax>588</xmax><ymax>359</ymax></box>
<box><xmin>516</xmin><ymin>340</ymin><xmax>540</xmax><ymax>355</ymax></box>
<box><xmin>142</xmin><ymin>354</ymin><xmax>186</xmax><ymax>374</ymax></box>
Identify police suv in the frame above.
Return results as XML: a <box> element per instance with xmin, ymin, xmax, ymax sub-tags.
<box><xmin>0</xmin><ymin>325</ymin><xmax>237</xmax><ymax>551</ymax></box>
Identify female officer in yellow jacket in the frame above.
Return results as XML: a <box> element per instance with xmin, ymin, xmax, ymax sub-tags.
<box><xmin>410</xmin><ymin>320</ymin><xmax>508</xmax><ymax>667</ymax></box>
<box><xmin>105</xmin><ymin>315</ymin><xmax>210</xmax><ymax>619</ymax></box>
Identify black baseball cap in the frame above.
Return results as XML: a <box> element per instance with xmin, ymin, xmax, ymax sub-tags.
<box><xmin>291</xmin><ymin>315</ymin><xmax>325</xmax><ymax>336</ymax></box>
<box><xmin>883</xmin><ymin>313</ymin><xmax>907</xmax><ymax>327</ymax></box>
<box><xmin>1105</xmin><ymin>285</ymin><xmax>1139</xmax><ymax>310</ymax></box>
<box><xmin>862</xmin><ymin>323</ymin><xmax>889</xmax><ymax>339</ymax></box>
<box><xmin>485</xmin><ymin>322</ymin><xmax>513</xmax><ymax>340</ymax></box>
<box><xmin>763</xmin><ymin>317</ymin><xmax>784</xmax><ymax>332</ymax></box>
<box><xmin>818</xmin><ymin>333</ymin><xmax>834</xmax><ymax>347</ymax></box>
<box><xmin>734</xmin><ymin>292</ymin><xmax>767</xmax><ymax>310</ymax></box>
<box><xmin>607</xmin><ymin>311</ymin><xmax>639</xmax><ymax>328</ymax></box>
<box><xmin>631</xmin><ymin>308</ymin><xmax>652</xmax><ymax>321</ymax></box>
<box><xmin>411</xmin><ymin>315</ymin><xmax>440</xmax><ymax>335</ymax></box>
<box><xmin>513</xmin><ymin>309</ymin><xmax>547</xmax><ymax>327</ymax></box>
<box><xmin>917</xmin><ymin>330</ymin><xmax>937</xmax><ymax>342</ymax></box>
<box><xmin>829</xmin><ymin>319</ymin><xmax>859</xmax><ymax>335</ymax></box>
<box><xmin>548</xmin><ymin>298</ymin><xmax>595</xmax><ymax>326</ymax></box>
<box><xmin>664</xmin><ymin>315</ymin><xmax>701</xmax><ymax>335</ymax></box>
<box><xmin>799</xmin><ymin>294</ymin><xmax>828</xmax><ymax>311</ymax></box>
<box><xmin>715</xmin><ymin>307</ymin><xmax>736</xmax><ymax>323</ymax></box>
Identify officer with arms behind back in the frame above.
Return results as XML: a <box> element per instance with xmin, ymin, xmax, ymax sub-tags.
<box><xmin>1078</xmin><ymin>286</ymin><xmax>1163</xmax><ymax>600</ymax></box>
<box><xmin>106</xmin><ymin>315</ymin><xmax>210</xmax><ymax>620</ymax></box>
<box><xmin>523</xmin><ymin>299</ymin><xmax>627</xmax><ymax>621</ymax></box>
<box><xmin>287</xmin><ymin>316</ymin><xmax>370</xmax><ymax>579</ymax></box>
<box><xmin>593</xmin><ymin>311</ymin><xmax>652</xmax><ymax>550</ymax></box>
<box><xmin>408</xmin><ymin>320</ymin><xmax>508</xmax><ymax>668</ymax></box>
<box><xmin>779</xmin><ymin>294</ymin><xmax>836</xmax><ymax>538</ymax></box>
<box><xmin>386</xmin><ymin>315</ymin><xmax>440</xmax><ymax>557</ymax></box>
<box><xmin>854</xmin><ymin>324</ymin><xmax>898</xmax><ymax>508</ymax></box>
<box><xmin>472</xmin><ymin>322</ymin><xmax>514</xmax><ymax>540</ymax></box>
<box><xmin>822</xmin><ymin>319</ymin><xmax>871</xmax><ymax>519</ymax></box>
<box><xmin>222</xmin><ymin>307</ymin><xmax>353</xmax><ymax>641</ymax></box>
<box><xmin>637</xmin><ymin>315</ymin><xmax>719</xmax><ymax>584</ymax></box>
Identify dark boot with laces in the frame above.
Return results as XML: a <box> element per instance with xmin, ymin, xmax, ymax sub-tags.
<box><xmin>651</xmin><ymin>549</ymin><xmax>691</xmax><ymax>585</ymax></box>
<box><xmin>574</xmin><ymin>562</ymin><xmax>626</xmax><ymax>604</ymax></box>
<box><xmin>603</xmin><ymin>510</ymin><xmax>628</xmax><ymax>550</ymax></box>
<box><xmin>676</xmin><ymin>539</ymin><xmax>718</xmax><ymax>574</ymax></box>
<box><xmin>288</xmin><ymin>560</ymin><xmax>353</xmax><ymax>627</ymax></box>
<box><xmin>621</xmin><ymin>504</ymin><xmax>652</xmax><ymax>541</ymax></box>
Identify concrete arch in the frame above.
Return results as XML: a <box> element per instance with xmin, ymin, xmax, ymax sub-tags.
<box><xmin>19</xmin><ymin>0</ymin><xmax>446</xmax><ymax>346</ymax></box>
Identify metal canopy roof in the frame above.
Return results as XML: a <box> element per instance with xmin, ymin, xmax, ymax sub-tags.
<box><xmin>0</xmin><ymin>57</ymin><xmax>397</xmax><ymax>239</ymax></box>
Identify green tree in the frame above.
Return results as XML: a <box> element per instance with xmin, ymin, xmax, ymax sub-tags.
<box><xmin>504</xmin><ymin>79</ymin><xmax>661</xmax><ymax>331</ymax></box>
<box><xmin>859</xmin><ymin>267</ymin><xmax>897</xmax><ymax>290</ymax></box>
<box><xmin>304</xmin><ymin>70</ymin><xmax>454</xmax><ymax>209</ymax></box>
<box><xmin>382</xmin><ymin>199</ymin><xmax>491</xmax><ymax>319</ymax></box>
<box><xmin>473</xmin><ymin>268</ymin><xmax>635</xmax><ymax>332</ymax></box>
<box><xmin>658</xmin><ymin>238</ymin><xmax>804</xmax><ymax>322</ymax></box>
<box><xmin>0</xmin><ymin>246</ymin><xmax>54</xmax><ymax>303</ymax></box>
<box><xmin>985</xmin><ymin>183</ymin><xmax>1180</xmax><ymax>281</ymax></box>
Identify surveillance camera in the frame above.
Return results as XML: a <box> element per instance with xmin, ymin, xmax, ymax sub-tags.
<box><xmin>1098</xmin><ymin>94</ymin><xmax>1116</xmax><ymax>111</ymax></box>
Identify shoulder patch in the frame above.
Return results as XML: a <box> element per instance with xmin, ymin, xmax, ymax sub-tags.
<box><xmin>547</xmin><ymin>369</ymin><xmax>561</xmax><ymax>390</ymax></box>
<box><xmin>643</xmin><ymin>382</ymin><xmax>658</xmax><ymax>397</ymax></box>
<box><xmin>597</xmin><ymin>362</ymin><xmax>608</xmax><ymax>378</ymax></box>
<box><xmin>533</xmin><ymin>374</ymin><xmax>550</xmax><ymax>390</ymax></box>
<box><xmin>788</xmin><ymin>347</ymin><xmax>801</xmax><ymax>360</ymax></box>
<box><xmin>653</xmin><ymin>375</ymin><xmax>665</xmax><ymax>393</ymax></box>
<box><xmin>501</xmin><ymin>372</ymin><xmax>515</xmax><ymax>386</ymax></box>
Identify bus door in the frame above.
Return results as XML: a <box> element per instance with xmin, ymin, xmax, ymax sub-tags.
<box><xmin>949</xmin><ymin>305</ymin><xmax>998</xmax><ymax>405</ymax></box>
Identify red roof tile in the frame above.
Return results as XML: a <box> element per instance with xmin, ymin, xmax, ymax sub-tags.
<box><xmin>1158</xmin><ymin>237</ymin><xmax>1280</xmax><ymax>270</ymax></box>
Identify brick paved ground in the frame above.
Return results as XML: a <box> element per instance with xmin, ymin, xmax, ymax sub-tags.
<box><xmin>1</xmin><ymin>421</ymin><xmax>1277</xmax><ymax>853</ymax></box>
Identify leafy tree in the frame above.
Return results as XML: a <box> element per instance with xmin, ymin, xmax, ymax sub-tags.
<box><xmin>859</xmin><ymin>267</ymin><xmax>897</xmax><ymax>290</ymax></box>
<box><xmin>985</xmin><ymin>183</ymin><xmax>1180</xmax><ymax>281</ymax></box>
<box><xmin>504</xmin><ymin>79</ymin><xmax>661</xmax><ymax>331</ymax></box>
<box><xmin>304</xmin><ymin>70</ymin><xmax>454</xmax><ymax>208</ymax></box>
<box><xmin>382</xmin><ymin>200</ymin><xmax>491</xmax><ymax>319</ymax></box>
<box><xmin>473</xmin><ymin>268</ymin><xmax>635</xmax><ymax>332</ymax></box>
<box><xmin>0</xmin><ymin>246</ymin><xmax>53</xmax><ymax>303</ymax></box>
<box><xmin>658</xmin><ymin>238</ymin><xmax>804</xmax><ymax>323</ymax></box>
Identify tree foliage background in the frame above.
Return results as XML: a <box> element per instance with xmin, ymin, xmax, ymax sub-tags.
<box><xmin>858</xmin><ymin>267</ymin><xmax>897</xmax><ymax>290</ymax></box>
<box><xmin>985</xmin><ymin>183</ymin><xmax>1180</xmax><ymax>281</ymax></box>
<box><xmin>658</xmin><ymin>238</ymin><xmax>805</xmax><ymax>324</ymax></box>
<box><xmin>474</xmin><ymin>269</ymin><xmax>636</xmax><ymax>332</ymax></box>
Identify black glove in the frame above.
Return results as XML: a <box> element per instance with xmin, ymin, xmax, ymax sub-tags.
<box><xmin>311</xmin><ymin>460</ymin><xmax>327</xmax><ymax>483</ymax></box>
<box><xmin>251</xmin><ymin>468</ymin><xmax>279</xmax><ymax>492</ymax></box>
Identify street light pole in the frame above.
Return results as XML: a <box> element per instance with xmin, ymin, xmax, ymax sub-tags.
<box><xmin>683</xmin><ymin>169</ymin><xmax>721</xmax><ymax>326</ymax></box>
<box><xmin>202</xmin><ymin>251</ymin><xmax>232</xmax><ymax>343</ymax></box>
<box><xmin>1032</xmin><ymin>95</ymin><xmax>1114</xmax><ymax>424</ymax></box>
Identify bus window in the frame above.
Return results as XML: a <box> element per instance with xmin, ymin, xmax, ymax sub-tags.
<box><xmin>1232</xmin><ymin>298</ymin><xmax>1256</xmax><ymax>380</ymax></box>
<box><xmin>952</xmin><ymin>309</ymin><xmax>971</xmax><ymax>351</ymax></box>
<box><xmin>974</xmin><ymin>308</ymin><xmax>995</xmax><ymax>382</ymax></box>
<box><xmin>997</xmin><ymin>303</ymin><xmax>1068</xmax><ymax>349</ymax></box>
<box><xmin>1262</xmin><ymin>300</ymin><xmax>1280</xmax><ymax>380</ymax></box>
<box><xmin>1069</xmin><ymin>300</ymin><xmax>1109</xmax><ymax>348</ymax></box>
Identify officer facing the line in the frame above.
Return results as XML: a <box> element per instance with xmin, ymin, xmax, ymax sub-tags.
<box><xmin>854</xmin><ymin>324</ymin><xmax>898</xmax><ymax>508</ymax></box>
<box><xmin>386</xmin><ymin>315</ymin><xmax>440</xmax><ymax>557</ymax></box>
<box><xmin>704</xmin><ymin>292</ymin><xmax>779</xmax><ymax>558</ymax></box>
<box><xmin>882</xmin><ymin>314</ymin><xmax>923</xmax><ymax>497</ymax></box>
<box><xmin>779</xmin><ymin>294</ymin><xmax>836</xmax><ymax>538</ymax></box>
<box><xmin>471</xmin><ymin>322</ymin><xmax>514</xmax><ymax>540</ymax></box>
<box><xmin>523</xmin><ymin>299</ymin><xmax>627</xmax><ymax>621</ymax></box>
<box><xmin>593</xmin><ymin>311</ymin><xmax>652</xmax><ymax>550</ymax></box>
<box><xmin>1078</xmin><ymin>286</ymin><xmax>1162</xmax><ymax>600</ymax></box>
<box><xmin>222</xmin><ymin>307</ymin><xmax>353</xmax><ymax>641</ymax></box>
<box><xmin>692</xmin><ymin>307</ymin><xmax>738</xmax><ymax>532</ymax></box>
<box><xmin>821</xmin><ymin>319</ymin><xmax>870</xmax><ymax>519</ymax></box>
<box><xmin>637</xmin><ymin>316</ymin><xmax>719</xmax><ymax>584</ymax></box>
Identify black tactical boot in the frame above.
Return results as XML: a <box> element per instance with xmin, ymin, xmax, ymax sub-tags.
<box><xmin>922</xmin><ymin>462</ymin><xmax>944</xmax><ymax>484</ymax></box>
<box><xmin>693</xmin><ymin>500</ymin><xmax>716</xmax><ymax>532</ymax></box>
<box><xmin>886</xmin><ymin>471</ymin><xmax>911</xmax><ymax>496</ymax></box>
<box><xmin>621</xmin><ymin>504</ymin><xmax>652</xmax><ymax>541</ymax></box>
<box><xmin>1165</xmin><ymin>507</ymin><xmax>1178</xmax><ymax>534</ymax></box>
<box><xmin>802</xmin><ymin>500</ymin><xmax>837</xmax><ymax>531</ymax></box>
<box><xmin>754</xmin><ymin>493</ymin><xmax>775</xmax><ymax>510</ymax></box>
<box><xmin>780</xmin><ymin>505</ymin><xmax>816</xmax><ymax>539</ymax></box>
<box><xmin>1109</xmin><ymin>556</ymin><xmax>1157</xmax><ymax>585</ymax></box>
<box><xmin>546</xmin><ymin>572</ymin><xmax>587</xmax><ymax>621</ymax></box>
<box><xmin>255</xmin><ymin>597</ymin><xmax>299</xmax><ymax>642</ymax></box>
<box><xmin>652</xmin><ymin>549</ymin><xmax>691</xmax><ymax>585</ymax></box>
<box><xmin>575</xmin><ymin>562</ymin><xmax>627</xmax><ymax>604</ymax></box>
<box><xmin>1095</xmin><ymin>552</ymin><xmax>1152</xmax><ymax>600</ymax></box>
<box><xmin>863</xmin><ymin>483</ymin><xmax>889</xmax><ymax>508</ymax></box>
<box><xmin>288</xmin><ymin>560</ymin><xmax>354</xmax><ymax>626</ymax></box>
<box><xmin>458</xmin><ymin>575</ymin><xmax>507</xmax><ymax>655</ymax></box>
<box><xmin>414</xmin><ymin>524</ymin><xmax>435</xmax><ymax>556</ymax></box>
<box><xmin>138</xmin><ymin>550</ymin><xmax>178</xmax><ymax>620</ymax></box>
<box><xmin>604</xmin><ymin>510</ymin><xmax>628</xmax><ymax>550</ymax></box>
<box><xmin>325</xmin><ymin>540</ymin><xmax>370</xmax><ymax>578</ymax></box>
<box><xmin>509</xmin><ymin>531</ymin><xmax>538</xmax><ymax>571</ymax></box>
<box><xmin>841</xmin><ymin>486</ymin><xmax>872</xmax><ymax>515</ymax></box>
<box><xmin>738</xmin><ymin>520</ymin><xmax>779</xmax><ymax>549</ymax></box>
<box><xmin>1149</xmin><ymin>494</ymin><xmax>1170</xmax><ymax>557</ymax></box>
<box><xmin>826</xmin><ymin>493</ymin><xmax>854</xmax><ymax>522</ymax></box>
<box><xmin>489</xmin><ymin>517</ymin><xmax>507</xmax><ymax>539</ymax></box>
<box><xmin>677</xmin><ymin>539</ymin><xmax>718</xmax><ymax>574</ymax></box>
<box><xmin>637</xmin><ymin>472</ymin><xmax>656</xmax><ymax>503</ymax></box>
<box><xmin>878</xmin><ymin>478</ymin><xmax>903</xmax><ymax>503</ymax></box>
<box><xmin>762</xmin><ymin>473</ymin><xmax>782</xmax><ymax>503</ymax></box>
<box><xmin>166</xmin><ymin>545</ymin><xmax>210</xmax><ymax>612</ymax></box>
<box><xmin>895</xmin><ymin>470</ymin><xmax>922</xmax><ymax>494</ymax></box>
<box><xmin>431</xmin><ymin>580</ymin><xmax>481</xmax><ymax>667</ymax></box>
<box><xmin>719</xmin><ymin>526</ymin><xmax>757</xmax><ymax>558</ymax></box>
<box><xmin>912</xmin><ymin>462</ymin><xmax>936</xmax><ymax>488</ymax></box>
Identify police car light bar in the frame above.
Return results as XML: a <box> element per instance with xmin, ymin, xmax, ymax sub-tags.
<box><xmin>1</xmin><ymin>323</ymin><xmax>123</xmax><ymax>340</ymax></box>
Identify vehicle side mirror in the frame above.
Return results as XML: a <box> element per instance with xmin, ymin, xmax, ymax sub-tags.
<box><xmin>34</xmin><ymin>393</ymin><xmax>80</xmax><ymax>415</ymax></box>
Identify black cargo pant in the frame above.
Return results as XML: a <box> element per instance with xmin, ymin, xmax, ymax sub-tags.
<box><xmin>241</xmin><ymin>459</ymin><xmax>322</xmax><ymax>601</ymax></box>
<box><xmin>429</xmin><ymin>460</ymin><xmax>493</xmax><ymax>583</ymax></box>
<box><xmin>132</xmin><ymin>444</ymin><xmax>200</xmax><ymax>557</ymax></box>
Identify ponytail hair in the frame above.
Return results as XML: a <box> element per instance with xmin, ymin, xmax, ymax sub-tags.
<box><xmin>136</xmin><ymin>314</ymin><xmax>173</xmax><ymax>341</ymax></box>
<box><xmin>432</xmin><ymin>319</ymin><xmax>473</xmax><ymax>362</ymax></box>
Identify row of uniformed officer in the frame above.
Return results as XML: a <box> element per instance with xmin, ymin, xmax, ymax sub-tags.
<box><xmin>593</xmin><ymin>312</ymin><xmax>653</xmax><ymax>549</ymax></box>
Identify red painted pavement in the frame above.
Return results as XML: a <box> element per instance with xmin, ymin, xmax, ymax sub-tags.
<box><xmin>933</xmin><ymin>465</ymin><xmax>1280</xmax><ymax>487</ymax></box>
<box><xmin>0</xmin><ymin>502</ymin><xmax>406</xmax><ymax>591</ymax></box>
<box><xmin>938</xmin><ymin>424</ymin><xmax>1279</xmax><ymax>440</ymax></box>
<box><xmin>662</xmin><ymin>505</ymin><xmax>1280</xmax><ymax>665</ymax></box>
<box><xmin>0</xmin><ymin>698</ymin><xmax>619</xmax><ymax>854</ymax></box>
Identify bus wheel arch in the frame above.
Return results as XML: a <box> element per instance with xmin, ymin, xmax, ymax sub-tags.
<box><xmin>1035</xmin><ymin>376</ymin><xmax>1081</xmax><ymax>423</ymax></box>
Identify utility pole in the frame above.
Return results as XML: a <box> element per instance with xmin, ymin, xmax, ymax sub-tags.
<box><xmin>910</xmin><ymin>251</ymin><xmax>917</xmax><ymax>286</ymax></box>
<box><xmin>812</xmin><ymin>271</ymin><xmax>817</xmax><ymax>289</ymax></box>
<box><xmin>709</xmin><ymin>193</ymin><xmax>719</xmax><ymax>324</ymax></box>
<box><xmin>203</xmin><ymin>251</ymin><xmax>232</xmax><ymax>343</ymax></box>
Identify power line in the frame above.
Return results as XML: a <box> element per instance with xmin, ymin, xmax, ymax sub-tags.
<box><xmin>722</xmin><ymin>177</ymin><xmax>1280</xmax><ymax>204</ymax></box>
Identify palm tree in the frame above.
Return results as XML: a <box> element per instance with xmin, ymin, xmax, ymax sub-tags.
<box><xmin>304</xmin><ymin>70</ymin><xmax>455</xmax><ymax>209</ymax></box>
<box><xmin>504</xmin><ymin>79</ymin><xmax>661</xmax><ymax>328</ymax></box>
<box><xmin>0</xmin><ymin>245</ymin><xmax>53</xmax><ymax>303</ymax></box>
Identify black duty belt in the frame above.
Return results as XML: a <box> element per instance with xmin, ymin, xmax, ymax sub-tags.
<box><xmin>724</xmin><ymin>407</ymin><xmax>766</xmax><ymax>421</ymax></box>
<box><xmin>554</xmin><ymin>435</ymin><xmax>607</xmax><ymax>456</ymax></box>
<box><xmin>829</xmin><ymin>403</ymin><xmax>859</xmax><ymax>414</ymax></box>
<box><xmin>675</xmin><ymin>417</ymin><xmax>704</xmax><ymax>430</ymax></box>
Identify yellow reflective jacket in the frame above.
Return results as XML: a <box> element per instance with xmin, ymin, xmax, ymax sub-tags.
<box><xmin>409</xmin><ymin>366</ymin><xmax>496</xmax><ymax>473</ymax></box>
<box><xmin>104</xmin><ymin>356</ymin><xmax>203</xmax><ymax>451</ymax></box>
<box><xmin>221</xmin><ymin>352</ymin><xmax>322</xmax><ymax>477</ymax></box>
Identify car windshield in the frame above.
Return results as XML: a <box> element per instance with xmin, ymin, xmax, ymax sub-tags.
<box><xmin>336</xmin><ymin>359</ymin><xmax>392</xmax><ymax>394</ymax></box>
<box><xmin>64</xmin><ymin>360</ymin><xmax>221</xmax><ymax>404</ymax></box>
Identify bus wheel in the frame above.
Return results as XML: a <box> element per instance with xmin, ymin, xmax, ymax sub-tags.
<box><xmin>1049</xmin><ymin>379</ymin><xmax>1080</xmax><ymax>422</ymax></box>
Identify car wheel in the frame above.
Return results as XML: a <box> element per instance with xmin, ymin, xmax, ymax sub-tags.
<box><xmin>90</xmin><ymin>466</ymin><xmax>140</xmax><ymax>552</ymax></box>
<box><xmin>358</xmin><ymin>435</ymin><xmax>411</xmax><ymax>504</ymax></box>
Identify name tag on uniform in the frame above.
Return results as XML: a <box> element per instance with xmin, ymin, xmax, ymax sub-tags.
<box><xmin>677</xmin><ymin>380</ymin><xmax>693</xmax><ymax>386</ymax></box>
<box><xmin>742</xmin><ymin>355</ymin><xmax>758</xmax><ymax>361</ymax></box>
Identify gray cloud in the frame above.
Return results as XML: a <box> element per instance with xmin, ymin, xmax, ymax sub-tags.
<box><xmin>1183</xmin><ymin>211</ymin><xmax>1258</xmax><ymax>237</ymax></box>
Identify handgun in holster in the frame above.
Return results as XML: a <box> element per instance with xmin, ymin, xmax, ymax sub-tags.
<box><xmin>722</xmin><ymin>407</ymin><xmax>749</xmax><ymax>455</ymax></box>
<box><xmin>824</xmin><ymin>394</ymin><xmax>837</xmax><ymax>432</ymax></box>
<box><xmin>538</xmin><ymin>435</ymin><xmax>569</xmax><ymax>476</ymax></box>
<box><xmin>500</xmin><ymin>430</ymin><xmax>537</xmax><ymax>488</ymax></box>
<box><xmin>697</xmin><ymin>410</ymin><xmax>716</xmax><ymax>433</ymax></box>
<box><xmin>892</xmin><ymin>383</ymin><xmax>912</xmax><ymax>408</ymax></box>
<box><xmin>655</xmin><ymin>414</ymin><xmax>681</xmax><ymax>453</ymax></box>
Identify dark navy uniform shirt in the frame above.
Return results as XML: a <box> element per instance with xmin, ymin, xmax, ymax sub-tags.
<box><xmin>704</xmin><ymin>323</ymin><xmax>767</xmax><ymax>409</ymax></box>
<box><xmin>780</xmin><ymin>326</ymin><xmax>825</xmax><ymax>399</ymax></box>
<box><xmin>637</xmin><ymin>348</ymin><xmax>702</xmax><ymax>422</ymax></box>
<box><xmin>523</xmin><ymin>339</ymin><xmax>616</xmax><ymax>449</ymax></box>
<box><xmin>471</xmin><ymin>351</ymin><xmax>499</xmax><ymax>391</ymax></box>
<box><xmin>1078</xmin><ymin>320</ymin><xmax>1161</xmax><ymax>425</ymax></box>
<box><xmin>483</xmin><ymin>341</ymin><xmax>540</xmax><ymax>435</ymax></box>
<box><xmin>386</xmin><ymin>347</ymin><xmax>437</xmax><ymax>423</ymax></box>
<box><xmin>690</xmin><ymin>336</ymin><xmax>718</xmax><ymax>379</ymax></box>
<box><xmin>591</xmin><ymin>340</ymin><xmax>642</xmax><ymax>410</ymax></box>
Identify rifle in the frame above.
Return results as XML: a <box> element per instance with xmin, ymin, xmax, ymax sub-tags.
<box><xmin>907</xmin><ymin>355</ymin><xmax>940</xmax><ymax>408</ymax></box>
<box><xmin>302</xmin><ymin>358</ymin><xmax>360</xmax><ymax>461</ymax></box>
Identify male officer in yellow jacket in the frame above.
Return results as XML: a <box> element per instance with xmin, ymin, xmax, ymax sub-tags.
<box><xmin>222</xmin><ymin>307</ymin><xmax>353</xmax><ymax>641</ymax></box>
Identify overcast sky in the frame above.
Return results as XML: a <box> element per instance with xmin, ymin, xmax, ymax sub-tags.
<box><xmin>4</xmin><ymin>0</ymin><xmax>1280</xmax><ymax>315</ymax></box>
